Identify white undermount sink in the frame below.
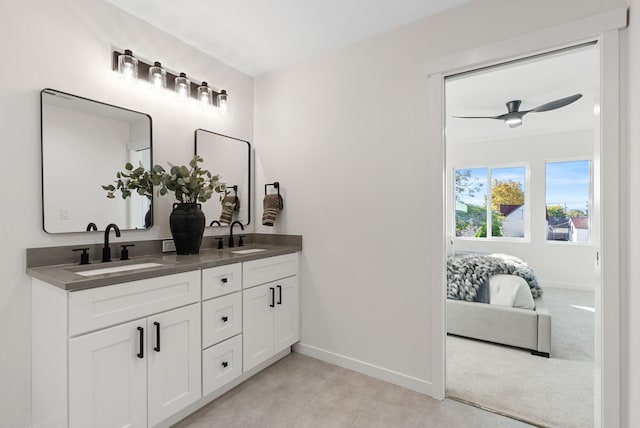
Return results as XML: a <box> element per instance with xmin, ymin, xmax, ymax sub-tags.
<box><xmin>231</xmin><ymin>248</ymin><xmax>267</xmax><ymax>255</ymax></box>
<box><xmin>72</xmin><ymin>262</ymin><xmax>164</xmax><ymax>277</ymax></box>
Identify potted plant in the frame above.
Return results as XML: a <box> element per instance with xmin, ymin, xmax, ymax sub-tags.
<box><xmin>103</xmin><ymin>155</ymin><xmax>225</xmax><ymax>254</ymax></box>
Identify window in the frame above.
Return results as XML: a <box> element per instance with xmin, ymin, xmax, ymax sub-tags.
<box><xmin>545</xmin><ymin>160</ymin><xmax>590</xmax><ymax>242</ymax></box>
<box><xmin>455</xmin><ymin>166</ymin><xmax>526</xmax><ymax>238</ymax></box>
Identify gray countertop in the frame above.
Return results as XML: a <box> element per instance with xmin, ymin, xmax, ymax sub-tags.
<box><xmin>27</xmin><ymin>241</ymin><xmax>301</xmax><ymax>291</ymax></box>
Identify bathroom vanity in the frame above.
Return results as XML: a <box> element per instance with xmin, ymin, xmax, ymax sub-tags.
<box><xmin>29</xmin><ymin>239</ymin><xmax>301</xmax><ymax>428</ymax></box>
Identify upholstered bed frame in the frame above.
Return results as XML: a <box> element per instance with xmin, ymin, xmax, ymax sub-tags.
<box><xmin>447</xmin><ymin>297</ymin><xmax>551</xmax><ymax>357</ymax></box>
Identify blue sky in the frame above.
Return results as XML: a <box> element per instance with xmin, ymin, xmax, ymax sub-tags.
<box><xmin>456</xmin><ymin>161</ymin><xmax>590</xmax><ymax>212</ymax></box>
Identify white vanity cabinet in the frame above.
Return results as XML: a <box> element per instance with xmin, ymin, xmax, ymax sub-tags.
<box><xmin>32</xmin><ymin>271</ymin><xmax>202</xmax><ymax>428</ymax></box>
<box><xmin>201</xmin><ymin>264</ymin><xmax>244</xmax><ymax>396</ymax></box>
<box><xmin>243</xmin><ymin>254</ymin><xmax>300</xmax><ymax>372</ymax></box>
<box><xmin>31</xmin><ymin>251</ymin><xmax>300</xmax><ymax>428</ymax></box>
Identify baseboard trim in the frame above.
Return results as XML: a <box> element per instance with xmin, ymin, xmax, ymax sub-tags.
<box><xmin>538</xmin><ymin>280</ymin><xmax>595</xmax><ymax>291</ymax></box>
<box><xmin>293</xmin><ymin>343</ymin><xmax>433</xmax><ymax>396</ymax></box>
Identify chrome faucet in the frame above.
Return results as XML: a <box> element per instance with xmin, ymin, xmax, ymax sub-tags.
<box><xmin>228</xmin><ymin>221</ymin><xmax>244</xmax><ymax>248</ymax></box>
<box><xmin>102</xmin><ymin>223</ymin><xmax>121</xmax><ymax>262</ymax></box>
<box><xmin>86</xmin><ymin>222</ymin><xmax>98</xmax><ymax>231</ymax></box>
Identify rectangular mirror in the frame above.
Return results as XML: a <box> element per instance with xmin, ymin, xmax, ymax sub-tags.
<box><xmin>195</xmin><ymin>129</ymin><xmax>251</xmax><ymax>226</ymax></box>
<box><xmin>41</xmin><ymin>89</ymin><xmax>152</xmax><ymax>233</ymax></box>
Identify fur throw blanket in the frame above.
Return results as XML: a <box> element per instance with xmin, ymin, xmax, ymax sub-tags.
<box><xmin>447</xmin><ymin>253</ymin><xmax>543</xmax><ymax>302</ymax></box>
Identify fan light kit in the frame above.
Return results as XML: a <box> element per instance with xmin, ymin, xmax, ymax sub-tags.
<box><xmin>455</xmin><ymin>94</ymin><xmax>582</xmax><ymax>128</ymax></box>
<box><xmin>113</xmin><ymin>49</ymin><xmax>228</xmax><ymax>113</ymax></box>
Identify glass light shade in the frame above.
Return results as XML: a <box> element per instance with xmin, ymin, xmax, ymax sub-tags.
<box><xmin>118</xmin><ymin>49</ymin><xmax>138</xmax><ymax>82</ymax></box>
<box><xmin>148</xmin><ymin>61</ymin><xmax>166</xmax><ymax>89</ymax></box>
<box><xmin>217</xmin><ymin>90</ymin><xmax>229</xmax><ymax>113</ymax></box>
<box><xmin>197</xmin><ymin>82</ymin><xmax>211</xmax><ymax>106</ymax></box>
<box><xmin>175</xmin><ymin>72</ymin><xmax>191</xmax><ymax>99</ymax></box>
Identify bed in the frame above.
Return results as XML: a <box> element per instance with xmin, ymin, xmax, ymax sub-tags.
<box><xmin>446</xmin><ymin>253</ymin><xmax>551</xmax><ymax>357</ymax></box>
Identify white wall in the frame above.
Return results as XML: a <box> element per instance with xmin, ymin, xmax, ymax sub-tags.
<box><xmin>0</xmin><ymin>1</ymin><xmax>253</xmax><ymax>426</ymax></box>
<box><xmin>254</xmin><ymin>0</ymin><xmax>627</xmax><ymax>409</ymax></box>
<box><xmin>449</xmin><ymin>130</ymin><xmax>596</xmax><ymax>289</ymax></box>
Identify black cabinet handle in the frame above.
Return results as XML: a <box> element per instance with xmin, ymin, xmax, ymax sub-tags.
<box><xmin>222</xmin><ymin>361</ymin><xmax>229</xmax><ymax>368</ymax></box>
<box><xmin>277</xmin><ymin>285</ymin><xmax>282</xmax><ymax>305</ymax></box>
<box><xmin>154</xmin><ymin>322</ymin><xmax>161</xmax><ymax>352</ymax></box>
<box><xmin>221</xmin><ymin>316</ymin><xmax>228</xmax><ymax>322</ymax></box>
<box><xmin>269</xmin><ymin>287</ymin><xmax>275</xmax><ymax>307</ymax></box>
<box><xmin>221</xmin><ymin>277</ymin><xmax>228</xmax><ymax>284</ymax></box>
<box><xmin>137</xmin><ymin>327</ymin><xmax>144</xmax><ymax>359</ymax></box>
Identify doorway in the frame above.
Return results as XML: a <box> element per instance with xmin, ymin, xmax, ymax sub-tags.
<box><xmin>443</xmin><ymin>43</ymin><xmax>599</xmax><ymax>427</ymax></box>
<box><xmin>428</xmin><ymin>23</ymin><xmax>623</xmax><ymax>428</ymax></box>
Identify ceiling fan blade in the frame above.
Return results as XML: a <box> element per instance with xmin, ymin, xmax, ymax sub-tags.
<box><xmin>453</xmin><ymin>115</ymin><xmax>504</xmax><ymax>120</ymax></box>
<box><xmin>531</xmin><ymin>94</ymin><xmax>583</xmax><ymax>113</ymax></box>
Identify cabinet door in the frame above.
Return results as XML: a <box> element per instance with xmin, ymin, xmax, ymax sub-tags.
<box><xmin>274</xmin><ymin>276</ymin><xmax>300</xmax><ymax>351</ymax></box>
<box><xmin>147</xmin><ymin>303</ymin><xmax>202</xmax><ymax>426</ymax></box>
<box><xmin>243</xmin><ymin>283</ymin><xmax>275</xmax><ymax>372</ymax></box>
<box><xmin>69</xmin><ymin>319</ymin><xmax>147</xmax><ymax>428</ymax></box>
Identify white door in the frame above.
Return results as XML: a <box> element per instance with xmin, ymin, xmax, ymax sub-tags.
<box><xmin>243</xmin><ymin>283</ymin><xmax>275</xmax><ymax>372</ymax></box>
<box><xmin>69</xmin><ymin>319</ymin><xmax>147</xmax><ymax>428</ymax></box>
<box><xmin>273</xmin><ymin>276</ymin><xmax>300</xmax><ymax>351</ymax></box>
<box><xmin>147</xmin><ymin>303</ymin><xmax>202</xmax><ymax>427</ymax></box>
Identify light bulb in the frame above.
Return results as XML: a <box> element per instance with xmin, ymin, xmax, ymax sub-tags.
<box><xmin>197</xmin><ymin>82</ymin><xmax>211</xmax><ymax>106</ymax></box>
<box><xmin>175</xmin><ymin>72</ymin><xmax>191</xmax><ymax>99</ymax></box>
<box><xmin>117</xmin><ymin>49</ymin><xmax>138</xmax><ymax>82</ymax></box>
<box><xmin>148</xmin><ymin>61</ymin><xmax>166</xmax><ymax>90</ymax></box>
<box><xmin>217</xmin><ymin>90</ymin><xmax>228</xmax><ymax>114</ymax></box>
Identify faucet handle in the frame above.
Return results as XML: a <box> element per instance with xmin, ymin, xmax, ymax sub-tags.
<box><xmin>215</xmin><ymin>237</ymin><xmax>224</xmax><ymax>249</ymax></box>
<box><xmin>120</xmin><ymin>244</ymin><xmax>135</xmax><ymax>261</ymax></box>
<box><xmin>72</xmin><ymin>248</ymin><xmax>91</xmax><ymax>265</ymax></box>
<box><xmin>238</xmin><ymin>235</ymin><xmax>245</xmax><ymax>247</ymax></box>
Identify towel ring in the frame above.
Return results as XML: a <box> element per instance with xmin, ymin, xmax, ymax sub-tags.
<box><xmin>226</xmin><ymin>185</ymin><xmax>238</xmax><ymax>200</ymax></box>
<box><xmin>265</xmin><ymin>181</ymin><xmax>283</xmax><ymax>209</ymax></box>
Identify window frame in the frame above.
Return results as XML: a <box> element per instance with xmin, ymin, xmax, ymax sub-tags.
<box><xmin>544</xmin><ymin>157</ymin><xmax>593</xmax><ymax>245</ymax></box>
<box><xmin>453</xmin><ymin>161</ymin><xmax>530</xmax><ymax>242</ymax></box>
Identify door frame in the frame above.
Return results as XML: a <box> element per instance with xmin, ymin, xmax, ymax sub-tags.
<box><xmin>426</xmin><ymin>8</ymin><xmax>626</xmax><ymax>428</ymax></box>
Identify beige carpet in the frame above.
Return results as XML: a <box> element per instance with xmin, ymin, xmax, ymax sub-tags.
<box><xmin>446</xmin><ymin>288</ymin><xmax>594</xmax><ymax>428</ymax></box>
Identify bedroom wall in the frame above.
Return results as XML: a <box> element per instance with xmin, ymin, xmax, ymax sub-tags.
<box><xmin>254</xmin><ymin>0</ymin><xmax>625</xmax><ymax>402</ymax></box>
<box><xmin>0</xmin><ymin>1</ymin><xmax>254</xmax><ymax>427</ymax></box>
<box><xmin>449</xmin><ymin>130</ymin><xmax>596</xmax><ymax>289</ymax></box>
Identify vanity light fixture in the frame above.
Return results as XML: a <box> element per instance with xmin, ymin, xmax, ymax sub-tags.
<box><xmin>149</xmin><ymin>61</ymin><xmax>167</xmax><ymax>89</ymax></box>
<box><xmin>175</xmin><ymin>72</ymin><xmax>191</xmax><ymax>99</ymax></box>
<box><xmin>197</xmin><ymin>81</ymin><xmax>211</xmax><ymax>106</ymax></box>
<box><xmin>217</xmin><ymin>90</ymin><xmax>229</xmax><ymax>113</ymax></box>
<box><xmin>117</xmin><ymin>49</ymin><xmax>138</xmax><ymax>82</ymax></box>
<box><xmin>112</xmin><ymin>49</ymin><xmax>229</xmax><ymax>111</ymax></box>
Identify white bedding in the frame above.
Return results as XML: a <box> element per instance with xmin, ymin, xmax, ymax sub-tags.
<box><xmin>489</xmin><ymin>274</ymin><xmax>536</xmax><ymax>310</ymax></box>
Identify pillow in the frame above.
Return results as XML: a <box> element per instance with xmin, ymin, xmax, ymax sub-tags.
<box><xmin>489</xmin><ymin>274</ymin><xmax>535</xmax><ymax>310</ymax></box>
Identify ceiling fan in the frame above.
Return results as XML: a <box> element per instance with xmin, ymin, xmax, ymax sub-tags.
<box><xmin>454</xmin><ymin>94</ymin><xmax>583</xmax><ymax>128</ymax></box>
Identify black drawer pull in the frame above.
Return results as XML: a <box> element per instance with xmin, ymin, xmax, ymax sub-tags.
<box><xmin>222</xmin><ymin>361</ymin><xmax>229</xmax><ymax>368</ymax></box>
<box><xmin>137</xmin><ymin>326</ymin><xmax>144</xmax><ymax>359</ymax></box>
<box><xmin>221</xmin><ymin>316</ymin><xmax>228</xmax><ymax>322</ymax></box>
<box><xmin>269</xmin><ymin>287</ymin><xmax>275</xmax><ymax>307</ymax></box>
<box><xmin>221</xmin><ymin>277</ymin><xmax>228</xmax><ymax>284</ymax></box>
<box><xmin>277</xmin><ymin>285</ymin><xmax>282</xmax><ymax>305</ymax></box>
<box><xmin>154</xmin><ymin>322</ymin><xmax>161</xmax><ymax>352</ymax></box>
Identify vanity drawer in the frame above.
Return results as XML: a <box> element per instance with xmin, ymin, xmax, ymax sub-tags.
<box><xmin>203</xmin><ymin>334</ymin><xmax>242</xmax><ymax>396</ymax></box>
<box><xmin>202</xmin><ymin>292</ymin><xmax>242</xmax><ymax>348</ymax></box>
<box><xmin>242</xmin><ymin>253</ymin><xmax>298</xmax><ymax>289</ymax></box>
<box><xmin>68</xmin><ymin>271</ymin><xmax>201</xmax><ymax>336</ymax></box>
<box><xmin>202</xmin><ymin>263</ymin><xmax>242</xmax><ymax>300</ymax></box>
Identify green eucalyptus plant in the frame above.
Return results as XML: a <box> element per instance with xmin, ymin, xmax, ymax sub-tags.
<box><xmin>103</xmin><ymin>155</ymin><xmax>225</xmax><ymax>204</ymax></box>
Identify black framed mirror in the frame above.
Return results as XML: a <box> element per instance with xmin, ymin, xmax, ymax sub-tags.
<box><xmin>195</xmin><ymin>129</ymin><xmax>251</xmax><ymax>226</ymax></box>
<box><xmin>41</xmin><ymin>89</ymin><xmax>153</xmax><ymax>233</ymax></box>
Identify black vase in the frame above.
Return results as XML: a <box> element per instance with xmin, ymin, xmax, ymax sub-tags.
<box><xmin>169</xmin><ymin>203</ymin><xmax>205</xmax><ymax>255</ymax></box>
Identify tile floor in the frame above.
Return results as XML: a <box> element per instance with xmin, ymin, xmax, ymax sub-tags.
<box><xmin>172</xmin><ymin>352</ymin><xmax>534</xmax><ymax>428</ymax></box>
